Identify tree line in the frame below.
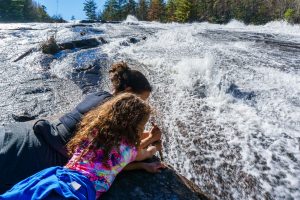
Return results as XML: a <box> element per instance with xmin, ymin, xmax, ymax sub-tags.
<box><xmin>0</xmin><ymin>0</ymin><xmax>64</xmax><ymax>23</ymax></box>
<box><xmin>1</xmin><ymin>0</ymin><xmax>299</xmax><ymax>24</ymax></box>
<box><xmin>84</xmin><ymin>0</ymin><xmax>300</xmax><ymax>24</ymax></box>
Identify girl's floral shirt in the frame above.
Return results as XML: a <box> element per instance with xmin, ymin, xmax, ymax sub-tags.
<box><xmin>65</xmin><ymin>139</ymin><xmax>137</xmax><ymax>198</ymax></box>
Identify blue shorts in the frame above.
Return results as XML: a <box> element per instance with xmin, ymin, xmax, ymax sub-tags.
<box><xmin>0</xmin><ymin>167</ymin><xmax>96</xmax><ymax>200</ymax></box>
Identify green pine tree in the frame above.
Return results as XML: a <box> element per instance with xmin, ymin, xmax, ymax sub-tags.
<box><xmin>83</xmin><ymin>0</ymin><xmax>97</xmax><ymax>20</ymax></box>
<box><xmin>36</xmin><ymin>5</ymin><xmax>51</xmax><ymax>21</ymax></box>
<box><xmin>166</xmin><ymin>0</ymin><xmax>176</xmax><ymax>21</ymax></box>
<box><xmin>174</xmin><ymin>0</ymin><xmax>191</xmax><ymax>22</ymax></box>
<box><xmin>0</xmin><ymin>0</ymin><xmax>10</xmax><ymax>21</ymax></box>
<box><xmin>284</xmin><ymin>8</ymin><xmax>296</xmax><ymax>23</ymax></box>
<box><xmin>23</xmin><ymin>0</ymin><xmax>35</xmax><ymax>21</ymax></box>
<box><xmin>102</xmin><ymin>0</ymin><xmax>121</xmax><ymax>21</ymax></box>
<box><xmin>137</xmin><ymin>0</ymin><xmax>149</xmax><ymax>20</ymax></box>
<box><xmin>0</xmin><ymin>0</ymin><xmax>52</xmax><ymax>22</ymax></box>
<box><xmin>9</xmin><ymin>0</ymin><xmax>25</xmax><ymax>21</ymax></box>
<box><xmin>122</xmin><ymin>0</ymin><xmax>137</xmax><ymax>19</ymax></box>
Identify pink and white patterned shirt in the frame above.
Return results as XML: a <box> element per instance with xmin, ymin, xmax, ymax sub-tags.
<box><xmin>65</xmin><ymin>139</ymin><xmax>137</xmax><ymax>198</ymax></box>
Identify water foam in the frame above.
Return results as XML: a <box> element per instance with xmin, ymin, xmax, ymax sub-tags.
<box><xmin>223</xmin><ymin>19</ymin><xmax>300</xmax><ymax>38</ymax></box>
<box><xmin>123</xmin><ymin>15</ymin><xmax>139</xmax><ymax>23</ymax></box>
<box><xmin>1</xmin><ymin>21</ymin><xmax>299</xmax><ymax>199</ymax></box>
<box><xmin>102</xmin><ymin>21</ymin><xmax>300</xmax><ymax>199</ymax></box>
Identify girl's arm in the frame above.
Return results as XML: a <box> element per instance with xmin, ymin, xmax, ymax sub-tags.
<box><xmin>139</xmin><ymin>125</ymin><xmax>162</xmax><ymax>149</ymax></box>
<box><xmin>123</xmin><ymin>162</ymin><xmax>166</xmax><ymax>173</ymax></box>
<box><xmin>139</xmin><ymin>132</ymin><xmax>154</xmax><ymax>149</ymax></box>
<box><xmin>135</xmin><ymin>142</ymin><xmax>162</xmax><ymax>161</ymax></box>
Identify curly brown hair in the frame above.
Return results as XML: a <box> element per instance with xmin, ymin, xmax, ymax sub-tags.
<box><xmin>67</xmin><ymin>93</ymin><xmax>151</xmax><ymax>166</ymax></box>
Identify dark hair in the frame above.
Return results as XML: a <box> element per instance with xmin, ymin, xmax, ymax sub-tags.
<box><xmin>109</xmin><ymin>61</ymin><xmax>152</xmax><ymax>94</ymax></box>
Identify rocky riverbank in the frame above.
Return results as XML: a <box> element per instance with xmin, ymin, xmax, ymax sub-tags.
<box><xmin>0</xmin><ymin>23</ymin><xmax>210</xmax><ymax>199</ymax></box>
<box><xmin>1</xmin><ymin>21</ymin><xmax>299</xmax><ymax>199</ymax></box>
<box><xmin>103</xmin><ymin>161</ymin><xmax>210</xmax><ymax>200</ymax></box>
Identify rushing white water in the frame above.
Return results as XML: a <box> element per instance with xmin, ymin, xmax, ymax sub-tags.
<box><xmin>0</xmin><ymin>20</ymin><xmax>299</xmax><ymax>199</ymax></box>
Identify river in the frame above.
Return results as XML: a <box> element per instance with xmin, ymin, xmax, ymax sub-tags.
<box><xmin>0</xmin><ymin>17</ymin><xmax>299</xmax><ymax>199</ymax></box>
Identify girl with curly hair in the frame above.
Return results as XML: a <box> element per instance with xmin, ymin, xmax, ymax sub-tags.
<box><xmin>0</xmin><ymin>61</ymin><xmax>163</xmax><ymax>193</ymax></box>
<box><xmin>0</xmin><ymin>93</ymin><xmax>162</xmax><ymax>199</ymax></box>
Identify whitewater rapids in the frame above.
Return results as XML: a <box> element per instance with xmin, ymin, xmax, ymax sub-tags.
<box><xmin>0</xmin><ymin>17</ymin><xmax>299</xmax><ymax>199</ymax></box>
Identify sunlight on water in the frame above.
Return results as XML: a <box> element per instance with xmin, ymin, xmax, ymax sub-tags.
<box><xmin>102</xmin><ymin>20</ymin><xmax>300</xmax><ymax>199</ymax></box>
<box><xmin>0</xmin><ymin>20</ymin><xmax>299</xmax><ymax>199</ymax></box>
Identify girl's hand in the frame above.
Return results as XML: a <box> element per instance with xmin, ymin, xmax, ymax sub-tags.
<box><xmin>143</xmin><ymin>162</ymin><xmax>166</xmax><ymax>173</ymax></box>
<box><xmin>152</xmin><ymin>140</ymin><xmax>162</xmax><ymax>152</ymax></box>
<box><xmin>149</xmin><ymin>123</ymin><xmax>162</xmax><ymax>142</ymax></box>
<box><xmin>136</xmin><ymin>145</ymin><xmax>157</xmax><ymax>161</ymax></box>
<box><xmin>147</xmin><ymin>145</ymin><xmax>158</xmax><ymax>156</ymax></box>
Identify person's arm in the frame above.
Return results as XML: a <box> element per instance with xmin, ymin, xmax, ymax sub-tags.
<box><xmin>140</xmin><ymin>134</ymin><xmax>154</xmax><ymax>149</ymax></box>
<box><xmin>123</xmin><ymin>162</ymin><xmax>145</xmax><ymax>170</ymax></box>
<box><xmin>135</xmin><ymin>142</ymin><xmax>162</xmax><ymax>161</ymax></box>
<box><xmin>139</xmin><ymin>125</ymin><xmax>162</xmax><ymax>149</ymax></box>
<box><xmin>140</xmin><ymin>131</ymin><xmax>150</xmax><ymax>140</ymax></box>
<box><xmin>123</xmin><ymin>162</ymin><xmax>166</xmax><ymax>173</ymax></box>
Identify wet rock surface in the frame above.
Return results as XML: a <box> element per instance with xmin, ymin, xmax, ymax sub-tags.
<box><xmin>1</xmin><ymin>22</ymin><xmax>300</xmax><ymax>199</ymax></box>
<box><xmin>41</xmin><ymin>37</ymin><xmax>107</xmax><ymax>55</ymax></box>
<box><xmin>0</xmin><ymin>23</ymin><xmax>208</xmax><ymax>199</ymax></box>
<box><xmin>103</xmin><ymin>165</ymin><xmax>209</xmax><ymax>200</ymax></box>
<box><xmin>59</xmin><ymin>38</ymin><xmax>101</xmax><ymax>51</ymax></box>
<box><xmin>11</xmin><ymin>113</ymin><xmax>37</xmax><ymax>122</ymax></box>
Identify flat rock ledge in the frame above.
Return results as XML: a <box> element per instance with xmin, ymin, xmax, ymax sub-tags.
<box><xmin>102</xmin><ymin>164</ymin><xmax>210</xmax><ymax>200</ymax></box>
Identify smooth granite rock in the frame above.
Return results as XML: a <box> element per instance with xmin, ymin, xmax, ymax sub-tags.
<box><xmin>102</xmin><ymin>161</ymin><xmax>210</xmax><ymax>200</ymax></box>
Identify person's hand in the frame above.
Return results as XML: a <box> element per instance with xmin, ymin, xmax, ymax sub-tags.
<box><xmin>149</xmin><ymin>123</ymin><xmax>162</xmax><ymax>142</ymax></box>
<box><xmin>146</xmin><ymin>145</ymin><xmax>158</xmax><ymax>156</ymax></box>
<box><xmin>152</xmin><ymin>140</ymin><xmax>162</xmax><ymax>152</ymax></box>
<box><xmin>136</xmin><ymin>143</ymin><xmax>162</xmax><ymax>161</ymax></box>
<box><xmin>143</xmin><ymin>162</ymin><xmax>166</xmax><ymax>173</ymax></box>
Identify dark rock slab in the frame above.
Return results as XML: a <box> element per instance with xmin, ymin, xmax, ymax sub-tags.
<box><xmin>226</xmin><ymin>83</ymin><xmax>255</xmax><ymax>100</ymax></box>
<box><xmin>8</xmin><ymin>27</ymin><xmax>39</xmax><ymax>31</ymax></box>
<box><xmin>120</xmin><ymin>36</ymin><xmax>147</xmax><ymax>46</ymax></box>
<box><xmin>79</xmin><ymin>20</ymin><xmax>121</xmax><ymax>24</ymax></box>
<box><xmin>128</xmin><ymin>37</ymin><xmax>140</xmax><ymax>44</ymax></box>
<box><xmin>69</xmin><ymin>24</ymin><xmax>93</xmax><ymax>28</ymax></box>
<box><xmin>79</xmin><ymin>20</ymin><xmax>102</xmax><ymax>23</ymax></box>
<box><xmin>12</xmin><ymin>112</ymin><xmax>37</xmax><ymax>122</ymax></box>
<box><xmin>102</xmin><ymin>164</ymin><xmax>210</xmax><ymax>200</ymax></box>
<box><xmin>13</xmin><ymin>48</ymin><xmax>36</xmax><ymax>62</ymax></box>
<box><xmin>71</xmin><ymin>59</ymin><xmax>103</xmax><ymax>94</ymax></box>
<box><xmin>59</xmin><ymin>38</ymin><xmax>100</xmax><ymax>50</ymax></box>
<box><xmin>98</xmin><ymin>37</ymin><xmax>108</xmax><ymax>44</ymax></box>
<box><xmin>23</xmin><ymin>87</ymin><xmax>52</xmax><ymax>95</ymax></box>
<box><xmin>41</xmin><ymin>37</ymin><xmax>108</xmax><ymax>55</ymax></box>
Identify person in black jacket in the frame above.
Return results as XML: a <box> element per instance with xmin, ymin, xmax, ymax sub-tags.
<box><xmin>0</xmin><ymin>61</ymin><xmax>164</xmax><ymax>194</ymax></box>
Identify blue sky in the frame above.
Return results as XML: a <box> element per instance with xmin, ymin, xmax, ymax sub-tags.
<box><xmin>38</xmin><ymin>0</ymin><xmax>105</xmax><ymax>20</ymax></box>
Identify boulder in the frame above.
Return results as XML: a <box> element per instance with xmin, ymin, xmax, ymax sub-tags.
<box><xmin>41</xmin><ymin>37</ymin><xmax>108</xmax><ymax>55</ymax></box>
<box><xmin>128</xmin><ymin>37</ymin><xmax>140</xmax><ymax>44</ymax></box>
<box><xmin>41</xmin><ymin>36</ymin><xmax>60</xmax><ymax>55</ymax></box>
<box><xmin>59</xmin><ymin>38</ymin><xmax>100</xmax><ymax>50</ymax></box>
<box><xmin>226</xmin><ymin>83</ymin><xmax>255</xmax><ymax>100</ymax></box>
<box><xmin>102</xmin><ymin>161</ymin><xmax>210</xmax><ymax>200</ymax></box>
